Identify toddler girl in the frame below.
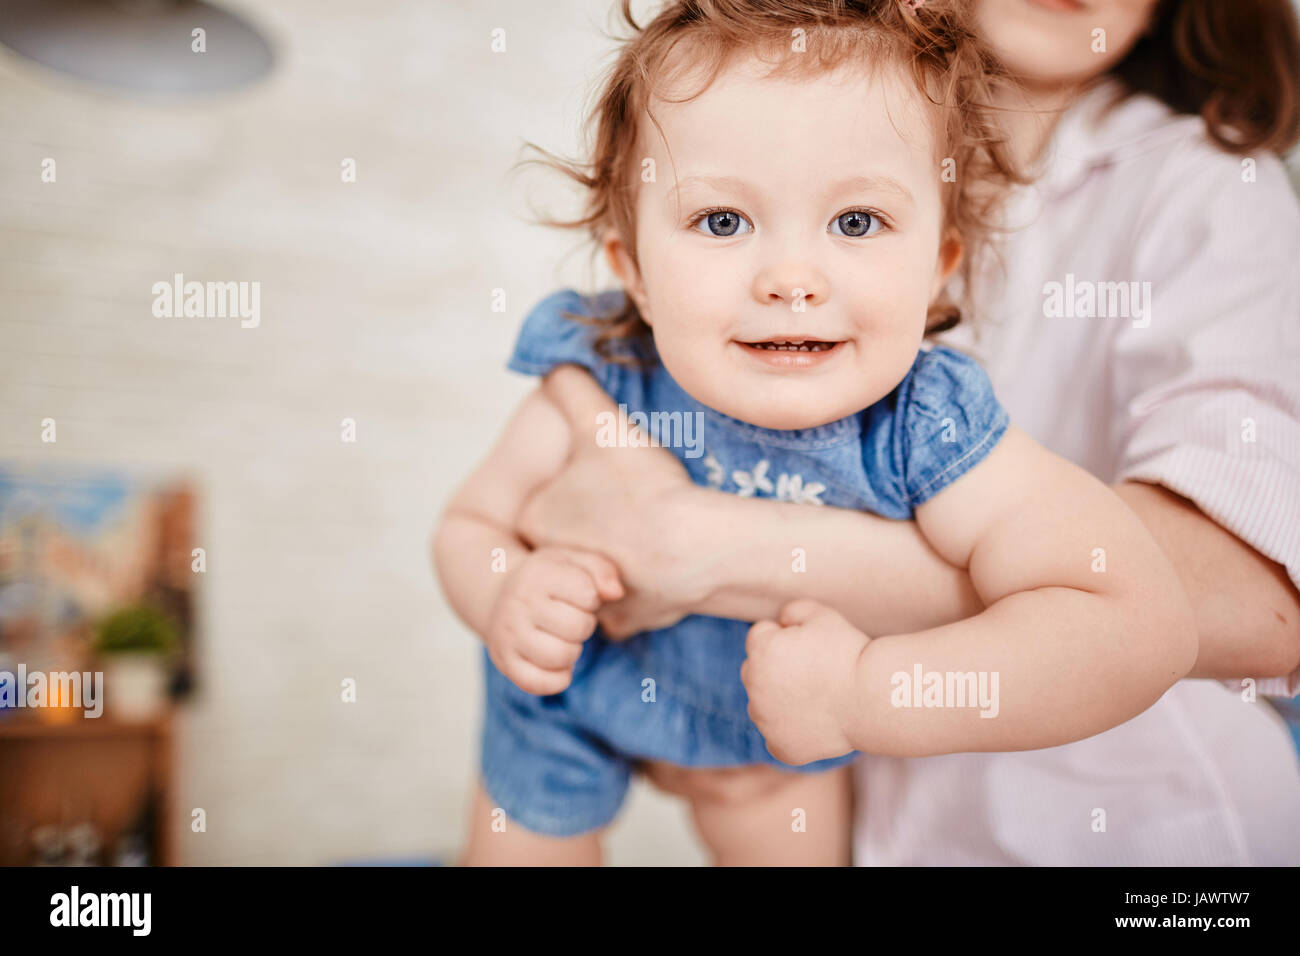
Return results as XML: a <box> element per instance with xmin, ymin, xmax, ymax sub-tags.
<box><xmin>434</xmin><ymin>0</ymin><xmax>1198</xmax><ymax>865</ymax></box>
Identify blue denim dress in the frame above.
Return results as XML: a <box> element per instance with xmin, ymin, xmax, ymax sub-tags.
<box><xmin>481</xmin><ymin>288</ymin><xmax>1010</xmax><ymax>836</ymax></box>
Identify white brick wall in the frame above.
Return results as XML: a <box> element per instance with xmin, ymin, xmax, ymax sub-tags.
<box><xmin>0</xmin><ymin>0</ymin><xmax>705</xmax><ymax>866</ymax></box>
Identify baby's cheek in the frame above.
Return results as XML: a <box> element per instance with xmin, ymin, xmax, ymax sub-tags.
<box><xmin>838</xmin><ymin>339</ymin><xmax>910</xmax><ymax>406</ymax></box>
<box><xmin>652</xmin><ymin>329</ymin><xmax>720</xmax><ymax>397</ymax></box>
<box><xmin>858</xmin><ymin>309</ymin><xmax>927</xmax><ymax>376</ymax></box>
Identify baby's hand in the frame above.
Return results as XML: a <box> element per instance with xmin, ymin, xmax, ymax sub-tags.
<box><xmin>486</xmin><ymin>547</ymin><xmax>624</xmax><ymax>696</ymax></box>
<box><xmin>741</xmin><ymin>599</ymin><xmax>868</xmax><ymax>765</ymax></box>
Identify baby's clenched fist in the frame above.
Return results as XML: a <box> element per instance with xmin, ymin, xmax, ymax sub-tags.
<box><xmin>486</xmin><ymin>547</ymin><xmax>624</xmax><ymax>696</ymax></box>
<box><xmin>742</xmin><ymin>598</ymin><xmax>868</xmax><ymax>765</ymax></box>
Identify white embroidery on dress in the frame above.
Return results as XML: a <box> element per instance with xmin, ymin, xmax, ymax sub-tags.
<box><xmin>776</xmin><ymin>472</ymin><xmax>827</xmax><ymax>505</ymax></box>
<box><xmin>732</xmin><ymin>459</ymin><xmax>774</xmax><ymax>497</ymax></box>
<box><xmin>726</xmin><ymin>458</ymin><xmax>827</xmax><ymax>505</ymax></box>
<box><xmin>703</xmin><ymin>453</ymin><xmax>724</xmax><ymax>488</ymax></box>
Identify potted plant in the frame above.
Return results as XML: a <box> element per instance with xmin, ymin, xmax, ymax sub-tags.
<box><xmin>93</xmin><ymin>604</ymin><xmax>178</xmax><ymax>722</ymax></box>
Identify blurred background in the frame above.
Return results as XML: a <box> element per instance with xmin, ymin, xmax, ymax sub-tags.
<box><xmin>0</xmin><ymin>0</ymin><xmax>705</xmax><ymax>866</ymax></box>
<box><xmin>2</xmin><ymin>0</ymin><xmax>1298</xmax><ymax>867</ymax></box>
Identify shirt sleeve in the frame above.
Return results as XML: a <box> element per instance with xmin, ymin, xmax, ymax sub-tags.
<box><xmin>898</xmin><ymin>345</ymin><xmax>1010</xmax><ymax>509</ymax></box>
<box><xmin>506</xmin><ymin>287</ymin><xmax>631</xmax><ymax>396</ymax></box>
<box><xmin>1110</xmin><ymin>143</ymin><xmax>1300</xmax><ymax>697</ymax></box>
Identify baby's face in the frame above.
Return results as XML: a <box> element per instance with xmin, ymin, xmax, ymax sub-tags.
<box><xmin>615</xmin><ymin>52</ymin><xmax>958</xmax><ymax>431</ymax></box>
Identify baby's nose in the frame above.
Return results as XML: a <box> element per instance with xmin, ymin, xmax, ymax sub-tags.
<box><xmin>755</xmin><ymin>275</ymin><xmax>829</xmax><ymax>310</ymax></box>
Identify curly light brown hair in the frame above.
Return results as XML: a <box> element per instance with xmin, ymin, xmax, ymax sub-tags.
<box><xmin>516</xmin><ymin>0</ymin><xmax>1028</xmax><ymax>365</ymax></box>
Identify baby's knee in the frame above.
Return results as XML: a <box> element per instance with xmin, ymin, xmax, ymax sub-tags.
<box><xmin>640</xmin><ymin>760</ymin><xmax>792</xmax><ymax>805</ymax></box>
<box><xmin>683</xmin><ymin>766</ymin><xmax>852</xmax><ymax>865</ymax></box>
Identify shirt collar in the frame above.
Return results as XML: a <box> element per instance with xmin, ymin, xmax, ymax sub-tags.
<box><xmin>1034</xmin><ymin>76</ymin><xmax>1188</xmax><ymax>198</ymax></box>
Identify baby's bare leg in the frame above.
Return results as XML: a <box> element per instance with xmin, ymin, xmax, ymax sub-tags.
<box><xmin>646</xmin><ymin>761</ymin><xmax>852</xmax><ymax>865</ymax></box>
<box><xmin>460</xmin><ymin>780</ymin><xmax>604</xmax><ymax>866</ymax></box>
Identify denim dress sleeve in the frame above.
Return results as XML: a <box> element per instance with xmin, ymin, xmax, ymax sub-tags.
<box><xmin>506</xmin><ymin>288</ymin><xmax>634</xmax><ymax>396</ymax></box>
<box><xmin>899</xmin><ymin>345</ymin><xmax>1011</xmax><ymax>509</ymax></box>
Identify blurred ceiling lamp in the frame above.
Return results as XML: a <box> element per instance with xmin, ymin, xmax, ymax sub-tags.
<box><xmin>0</xmin><ymin>0</ymin><xmax>273</xmax><ymax>96</ymax></box>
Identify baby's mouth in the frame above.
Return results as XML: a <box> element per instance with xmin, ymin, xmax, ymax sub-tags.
<box><xmin>741</xmin><ymin>338</ymin><xmax>841</xmax><ymax>353</ymax></box>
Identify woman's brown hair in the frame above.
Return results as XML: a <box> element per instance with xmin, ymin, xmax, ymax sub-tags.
<box><xmin>1107</xmin><ymin>0</ymin><xmax>1300</xmax><ymax>153</ymax></box>
<box><xmin>514</xmin><ymin>0</ymin><xmax>1027</xmax><ymax>365</ymax></box>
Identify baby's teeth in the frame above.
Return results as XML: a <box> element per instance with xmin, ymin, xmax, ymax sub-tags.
<box><xmin>754</xmin><ymin>341</ymin><xmax>833</xmax><ymax>350</ymax></box>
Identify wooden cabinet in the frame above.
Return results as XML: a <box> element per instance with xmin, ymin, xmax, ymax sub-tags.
<box><xmin>0</xmin><ymin>709</ymin><xmax>174</xmax><ymax>866</ymax></box>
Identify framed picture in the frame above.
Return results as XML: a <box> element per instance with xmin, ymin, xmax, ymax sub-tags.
<box><xmin>0</xmin><ymin>463</ymin><xmax>198</xmax><ymax>712</ymax></box>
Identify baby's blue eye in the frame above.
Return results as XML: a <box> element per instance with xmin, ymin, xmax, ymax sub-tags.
<box><xmin>693</xmin><ymin>209</ymin><xmax>752</xmax><ymax>237</ymax></box>
<box><xmin>830</xmin><ymin>210</ymin><xmax>884</xmax><ymax>238</ymax></box>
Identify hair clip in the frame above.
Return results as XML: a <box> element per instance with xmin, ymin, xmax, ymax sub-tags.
<box><xmin>905</xmin><ymin>0</ymin><xmax>924</xmax><ymax>11</ymax></box>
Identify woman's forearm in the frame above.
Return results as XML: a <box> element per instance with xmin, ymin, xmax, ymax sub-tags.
<box><xmin>688</xmin><ymin>477</ymin><xmax>1300</xmax><ymax>682</ymax></box>
<box><xmin>528</xmin><ymin>366</ymin><xmax>1300</xmax><ymax>678</ymax></box>
<box><xmin>1113</xmin><ymin>481</ymin><xmax>1300</xmax><ymax>680</ymax></box>
<box><xmin>665</xmin><ymin>484</ymin><xmax>984</xmax><ymax>634</ymax></box>
<box><xmin>524</xmin><ymin>364</ymin><xmax>984</xmax><ymax>636</ymax></box>
<box><xmin>689</xmin><ymin>479</ymin><xmax>1300</xmax><ymax>680</ymax></box>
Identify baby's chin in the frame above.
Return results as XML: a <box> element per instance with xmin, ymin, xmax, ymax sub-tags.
<box><xmin>696</xmin><ymin>389</ymin><xmax>866</xmax><ymax>432</ymax></box>
<box><xmin>733</xmin><ymin>407</ymin><xmax>857</xmax><ymax>431</ymax></box>
<box><xmin>661</xmin><ymin>354</ymin><xmax>885</xmax><ymax>431</ymax></box>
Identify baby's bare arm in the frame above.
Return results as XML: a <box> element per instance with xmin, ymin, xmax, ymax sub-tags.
<box><xmin>433</xmin><ymin>384</ymin><xmax>573</xmax><ymax>635</ymax></box>
<box><xmin>433</xmin><ymin>379</ymin><xmax>623</xmax><ymax>694</ymax></box>
<box><xmin>843</xmin><ymin>425</ymin><xmax>1199</xmax><ymax>755</ymax></box>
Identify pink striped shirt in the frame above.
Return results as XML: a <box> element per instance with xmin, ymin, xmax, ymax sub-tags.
<box><xmin>854</xmin><ymin>79</ymin><xmax>1300</xmax><ymax>866</ymax></box>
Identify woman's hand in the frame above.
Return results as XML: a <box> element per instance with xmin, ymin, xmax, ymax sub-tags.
<box><xmin>516</xmin><ymin>366</ymin><xmax>714</xmax><ymax>636</ymax></box>
<box><xmin>518</xmin><ymin>366</ymin><xmax>988</xmax><ymax>639</ymax></box>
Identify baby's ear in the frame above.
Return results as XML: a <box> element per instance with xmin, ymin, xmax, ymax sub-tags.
<box><xmin>602</xmin><ymin>229</ymin><xmax>651</xmax><ymax>321</ymax></box>
<box><xmin>930</xmin><ymin>231</ymin><xmax>964</xmax><ymax>301</ymax></box>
